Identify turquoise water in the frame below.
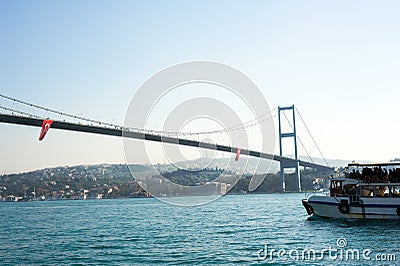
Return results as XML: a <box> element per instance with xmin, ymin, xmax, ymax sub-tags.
<box><xmin>1</xmin><ymin>194</ymin><xmax>399</xmax><ymax>265</ymax></box>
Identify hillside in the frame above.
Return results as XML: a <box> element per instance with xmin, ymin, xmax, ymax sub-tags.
<box><xmin>0</xmin><ymin>163</ymin><xmax>328</xmax><ymax>201</ymax></box>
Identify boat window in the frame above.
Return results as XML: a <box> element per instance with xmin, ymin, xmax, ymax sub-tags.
<box><xmin>375</xmin><ymin>186</ymin><xmax>389</xmax><ymax>197</ymax></box>
<box><xmin>330</xmin><ymin>180</ymin><xmax>343</xmax><ymax>196</ymax></box>
<box><xmin>391</xmin><ymin>186</ymin><xmax>400</xmax><ymax>197</ymax></box>
<box><xmin>361</xmin><ymin>186</ymin><xmax>374</xmax><ymax>197</ymax></box>
<box><xmin>343</xmin><ymin>184</ymin><xmax>357</xmax><ymax>195</ymax></box>
<box><xmin>384</xmin><ymin>186</ymin><xmax>390</xmax><ymax>197</ymax></box>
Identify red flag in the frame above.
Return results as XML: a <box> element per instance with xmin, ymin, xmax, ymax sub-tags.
<box><xmin>39</xmin><ymin>119</ymin><xmax>53</xmax><ymax>141</ymax></box>
<box><xmin>235</xmin><ymin>148</ymin><xmax>241</xmax><ymax>161</ymax></box>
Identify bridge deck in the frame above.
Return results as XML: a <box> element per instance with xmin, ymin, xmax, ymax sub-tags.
<box><xmin>0</xmin><ymin>113</ymin><xmax>333</xmax><ymax>172</ymax></box>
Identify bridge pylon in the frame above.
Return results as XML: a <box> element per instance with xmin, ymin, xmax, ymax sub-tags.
<box><xmin>278</xmin><ymin>105</ymin><xmax>301</xmax><ymax>192</ymax></box>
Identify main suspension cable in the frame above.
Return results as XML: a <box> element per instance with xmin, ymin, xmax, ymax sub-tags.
<box><xmin>0</xmin><ymin>93</ymin><xmax>277</xmax><ymax>137</ymax></box>
<box><xmin>295</xmin><ymin>107</ymin><xmax>329</xmax><ymax>167</ymax></box>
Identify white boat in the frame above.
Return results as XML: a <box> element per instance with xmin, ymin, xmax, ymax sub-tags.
<box><xmin>302</xmin><ymin>162</ymin><xmax>400</xmax><ymax>219</ymax></box>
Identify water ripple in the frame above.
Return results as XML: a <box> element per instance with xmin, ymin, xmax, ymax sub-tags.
<box><xmin>1</xmin><ymin>194</ymin><xmax>399</xmax><ymax>265</ymax></box>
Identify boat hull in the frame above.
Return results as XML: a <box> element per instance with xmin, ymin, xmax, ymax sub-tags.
<box><xmin>303</xmin><ymin>195</ymin><xmax>400</xmax><ymax>220</ymax></box>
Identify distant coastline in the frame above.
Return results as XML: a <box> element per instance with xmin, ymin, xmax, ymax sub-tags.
<box><xmin>0</xmin><ymin>163</ymin><xmax>329</xmax><ymax>202</ymax></box>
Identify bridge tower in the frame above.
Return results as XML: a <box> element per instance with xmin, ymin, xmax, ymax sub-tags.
<box><xmin>278</xmin><ymin>105</ymin><xmax>301</xmax><ymax>192</ymax></box>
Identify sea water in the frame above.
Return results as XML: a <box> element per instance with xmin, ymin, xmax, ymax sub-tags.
<box><xmin>1</xmin><ymin>194</ymin><xmax>399</xmax><ymax>265</ymax></box>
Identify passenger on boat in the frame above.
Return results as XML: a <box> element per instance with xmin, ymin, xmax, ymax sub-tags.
<box><xmin>330</xmin><ymin>186</ymin><xmax>344</xmax><ymax>196</ymax></box>
<box><xmin>383</xmin><ymin>186</ymin><xmax>390</xmax><ymax>197</ymax></box>
<box><xmin>343</xmin><ymin>184</ymin><xmax>357</xmax><ymax>195</ymax></box>
<box><xmin>360</xmin><ymin>166</ymin><xmax>394</xmax><ymax>182</ymax></box>
<box><xmin>389</xmin><ymin>168</ymin><xmax>400</xmax><ymax>182</ymax></box>
<box><xmin>349</xmin><ymin>169</ymin><xmax>361</xmax><ymax>179</ymax></box>
<box><xmin>362</xmin><ymin>167</ymin><xmax>373</xmax><ymax>178</ymax></box>
<box><xmin>336</xmin><ymin>187</ymin><xmax>344</xmax><ymax>196</ymax></box>
<box><xmin>362</xmin><ymin>186</ymin><xmax>374</xmax><ymax>197</ymax></box>
<box><xmin>383</xmin><ymin>168</ymin><xmax>388</xmax><ymax>177</ymax></box>
<box><xmin>392</xmin><ymin>187</ymin><xmax>400</xmax><ymax>197</ymax></box>
<box><xmin>376</xmin><ymin>186</ymin><xmax>385</xmax><ymax>197</ymax></box>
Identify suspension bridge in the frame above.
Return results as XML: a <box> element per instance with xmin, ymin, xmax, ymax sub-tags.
<box><xmin>0</xmin><ymin>93</ymin><xmax>334</xmax><ymax>191</ymax></box>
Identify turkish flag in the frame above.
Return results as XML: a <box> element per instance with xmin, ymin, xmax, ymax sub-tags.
<box><xmin>39</xmin><ymin>119</ymin><xmax>53</xmax><ymax>141</ymax></box>
<box><xmin>235</xmin><ymin>148</ymin><xmax>241</xmax><ymax>161</ymax></box>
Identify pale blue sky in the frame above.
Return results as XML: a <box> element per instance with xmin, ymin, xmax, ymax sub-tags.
<box><xmin>1</xmin><ymin>0</ymin><xmax>400</xmax><ymax>174</ymax></box>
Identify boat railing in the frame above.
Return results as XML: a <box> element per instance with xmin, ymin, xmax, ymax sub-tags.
<box><xmin>304</xmin><ymin>190</ymin><xmax>330</xmax><ymax>198</ymax></box>
<box><xmin>347</xmin><ymin>173</ymin><xmax>400</xmax><ymax>183</ymax></box>
<box><xmin>306</xmin><ymin>191</ymin><xmax>357</xmax><ymax>198</ymax></box>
